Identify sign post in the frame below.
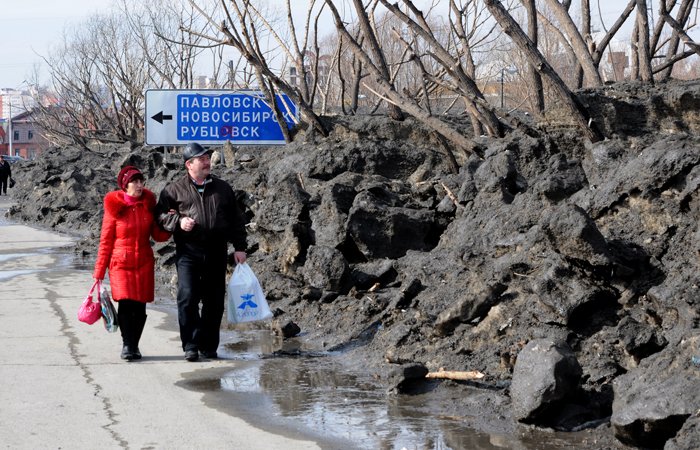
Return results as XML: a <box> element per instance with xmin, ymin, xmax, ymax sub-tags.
<box><xmin>145</xmin><ymin>89</ymin><xmax>298</xmax><ymax>146</ymax></box>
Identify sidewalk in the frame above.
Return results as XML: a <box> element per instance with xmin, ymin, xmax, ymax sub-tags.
<box><xmin>0</xmin><ymin>196</ymin><xmax>319</xmax><ymax>449</ymax></box>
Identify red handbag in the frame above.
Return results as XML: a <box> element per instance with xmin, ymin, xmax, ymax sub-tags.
<box><xmin>78</xmin><ymin>280</ymin><xmax>102</xmax><ymax>325</ymax></box>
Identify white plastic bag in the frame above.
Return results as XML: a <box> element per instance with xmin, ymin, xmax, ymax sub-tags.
<box><xmin>227</xmin><ymin>263</ymin><xmax>272</xmax><ymax>324</ymax></box>
<box><xmin>99</xmin><ymin>284</ymin><xmax>119</xmax><ymax>333</ymax></box>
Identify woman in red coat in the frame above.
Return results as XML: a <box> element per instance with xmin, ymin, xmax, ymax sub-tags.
<box><xmin>93</xmin><ymin>166</ymin><xmax>171</xmax><ymax>361</ymax></box>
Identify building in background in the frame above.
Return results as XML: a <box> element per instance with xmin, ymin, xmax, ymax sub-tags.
<box><xmin>6</xmin><ymin>110</ymin><xmax>49</xmax><ymax>159</ymax></box>
<box><xmin>0</xmin><ymin>88</ymin><xmax>34</xmax><ymax>120</ymax></box>
<box><xmin>193</xmin><ymin>76</ymin><xmax>217</xmax><ymax>89</ymax></box>
<box><xmin>0</xmin><ymin>88</ymin><xmax>50</xmax><ymax>158</ymax></box>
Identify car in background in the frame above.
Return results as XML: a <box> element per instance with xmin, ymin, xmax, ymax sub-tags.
<box><xmin>2</xmin><ymin>155</ymin><xmax>26</xmax><ymax>164</ymax></box>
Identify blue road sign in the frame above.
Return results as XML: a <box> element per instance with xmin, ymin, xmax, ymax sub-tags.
<box><xmin>145</xmin><ymin>89</ymin><xmax>298</xmax><ymax>146</ymax></box>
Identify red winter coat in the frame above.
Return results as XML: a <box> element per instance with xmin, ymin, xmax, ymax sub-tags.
<box><xmin>93</xmin><ymin>189</ymin><xmax>171</xmax><ymax>303</ymax></box>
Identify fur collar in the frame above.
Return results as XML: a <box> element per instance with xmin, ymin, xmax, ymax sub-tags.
<box><xmin>104</xmin><ymin>189</ymin><xmax>157</xmax><ymax>217</ymax></box>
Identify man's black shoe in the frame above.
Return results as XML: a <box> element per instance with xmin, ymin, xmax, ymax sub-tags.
<box><xmin>200</xmin><ymin>350</ymin><xmax>218</xmax><ymax>359</ymax></box>
<box><xmin>185</xmin><ymin>350</ymin><xmax>199</xmax><ymax>362</ymax></box>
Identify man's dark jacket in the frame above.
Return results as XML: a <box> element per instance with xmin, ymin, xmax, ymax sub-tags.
<box><xmin>156</xmin><ymin>174</ymin><xmax>247</xmax><ymax>252</ymax></box>
<box><xmin>0</xmin><ymin>160</ymin><xmax>10</xmax><ymax>179</ymax></box>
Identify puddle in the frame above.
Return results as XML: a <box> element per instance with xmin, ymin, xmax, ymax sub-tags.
<box><xmin>0</xmin><ymin>253</ymin><xmax>33</xmax><ymax>263</ymax></box>
<box><xmin>69</xmin><ymin>251</ymin><xmax>97</xmax><ymax>271</ymax></box>
<box><xmin>0</xmin><ymin>252</ymin><xmax>46</xmax><ymax>280</ymax></box>
<box><xmin>176</xmin><ymin>329</ymin><xmax>604</xmax><ymax>450</ymax></box>
<box><xmin>0</xmin><ymin>248</ymin><xmax>85</xmax><ymax>280</ymax></box>
<box><xmin>216</xmin><ymin>356</ymin><xmax>483</xmax><ymax>449</ymax></box>
<box><xmin>0</xmin><ymin>269</ymin><xmax>37</xmax><ymax>280</ymax></box>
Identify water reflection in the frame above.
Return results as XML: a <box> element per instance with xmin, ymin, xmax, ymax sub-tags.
<box><xmin>214</xmin><ymin>330</ymin><xmax>507</xmax><ymax>449</ymax></box>
<box><xmin>220</xmin><ymin>365</ymin><xmax>263</xmax><ymax>393</ymax></box>
<box><xmin>197</xmin><ymin>329</ymin><xmax>607</xmax><ymax>450</ymax></box>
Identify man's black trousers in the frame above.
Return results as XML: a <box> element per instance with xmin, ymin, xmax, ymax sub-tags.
<box><xmin>175</xmin><ymin>244</ymin><xmax>228</xmax><ymax>353</ymax></box>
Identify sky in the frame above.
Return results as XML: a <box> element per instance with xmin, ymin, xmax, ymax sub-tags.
<box><xmin>0</xmin><ymin>0</ymin><xmax>680</xmax><ymax>90</ymax></box>
<box><xmin>1</xmin><ymin>0</ymin><xmax>116</xmax><ymax>89</ymax></box>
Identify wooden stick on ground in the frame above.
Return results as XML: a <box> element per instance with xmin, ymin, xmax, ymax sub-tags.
<box><xmin>426</xmin><ymin>370</ymin><xmax>485</xmax><ymax>381</ymax></box>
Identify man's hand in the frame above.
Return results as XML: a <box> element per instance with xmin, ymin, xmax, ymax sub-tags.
<box><xmin>180</xmin><ymin>217</ymin><xmax>195</xmax><ymax>232</ymax></box>
<box><xmin>228</xmin><ymin>251</ymin><xmax>247</xmax><ymax>265</ymax></box>
<box><xmin>233</xmin><ymin>251</ymin><xmax>247</xmax><ymax>264</ymax></box>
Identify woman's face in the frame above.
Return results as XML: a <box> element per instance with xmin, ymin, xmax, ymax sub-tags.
<box><xmin>126</xmin><ymin>178</ymin><xmax>144</xmax><ymax>197</ymax></box>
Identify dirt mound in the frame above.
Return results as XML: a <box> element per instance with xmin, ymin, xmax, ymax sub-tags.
<box><xmin>7</xmin><ymin>79</ymin><xmax>700</xmax><ymax>447</ymax></box>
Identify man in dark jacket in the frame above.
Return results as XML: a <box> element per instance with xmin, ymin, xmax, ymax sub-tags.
<box><xmin>156</xmin><ymin>143</ymin><xmax>248</xmax><ymax>361</ymax></box>
<box><xmin>0</xmin><ymin>155</ymin><xmax>11</xmax><ymax>195</ymax></box>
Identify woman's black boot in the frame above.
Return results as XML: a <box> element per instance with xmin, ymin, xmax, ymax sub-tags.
<box><xmin>130</xmin><ymin>313</ymin><xmax>146</xmax><ymax>360</ymax></box>
<box><xmin>118</xmin><ymin>304</ymin><xmax>137</xmax><ymax>361</ymax></box>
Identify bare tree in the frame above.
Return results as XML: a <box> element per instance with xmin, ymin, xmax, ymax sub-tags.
<box><xmin>379</xmin><ymin>0</ymin><xmax>505</xmax><ymax>135</ymax></box>
<box><xmin>333</xmin><ymin>31</ymin><xmax>368</xmax><ymax>115</ymax></box>
<box><xmin>446</xmin><ymin>0</ymin><xmax>506</xmax><ymax>132</ymax></box>
<box><xmin>35</xmin><ymin>13</ymin><xmax>150</xmax><ymax>148</ymax></box>
<box><xmin>121</xmin><ymin>0</ymin><xmax>229</xmax><ymax>89</ymax></box>
<box><xmin>484</xmin><ymin>0</ymin><xmax>603</xmax><ymax>141</ymax></box>
<box><xmin>32</xmin><ymin>0</ymin><xmax>238</xmax><ymax>148</ymax></box>
<box><xmin>326</xmin><ymin>0</ymin><xmax>492</xmax><ymax>154</ymax></box>
<box><xmin>183</xmin><ymin>0</ymin><xmax>329</xmax><ymax>138</ymax></box>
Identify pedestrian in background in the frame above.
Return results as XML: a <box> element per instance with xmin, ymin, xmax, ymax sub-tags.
<box><xmin>156</xmin><ymin>143</ymin><xmax>247</xmax><ymax>362</ymax></box>
<box><xmin>0</xmin><ymin>155</ymin><xmax>11</xmax><ymax>195</ymax></box>
<box><xmin>93</xmin><ymin>166</ymin><xmax>171</xmax><ymax>361</ymax></box>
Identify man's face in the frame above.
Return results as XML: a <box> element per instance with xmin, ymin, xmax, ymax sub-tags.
<box><xmin>186</xmin><ymin>153</ymin><xmax>211</xmax><ymax>180</ymax></box>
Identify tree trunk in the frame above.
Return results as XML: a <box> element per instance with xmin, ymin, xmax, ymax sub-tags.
<box><xmin>350</xmin><ymin>0</ymin><xmax>405</xmax><ymax>121</ymax></box>
<box><xmin>631</xmin><ymin>18</ymin><xmax>640</xmax><ymax>80</ymax></box>
<box><xmin>524</xmin><ymin>0</ymin><xmax>544</xmax><ymax>113</ymax></box>
<box><xmin>635</xmin><ymin>0</ymin><xmax>654</xmax><ymax>83</ymax></box>
<box><xmin>257</xmin><ymin>71</ymin><xmax>292</xmax><ymax>143</ymax></box>
<box><xmin>576</xmin><ymin>0</ymin><xmax>592</xmax><ymax>88</ymax></box>
<box><xmin>542</xmin><ymin>0</ymin><xmax>602</xmax><ymax>86</ymax></box>
<box><xmin>484</xmin><ymin>0</ymin><xmax>602</xmax><ymax>142</ymax></box>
